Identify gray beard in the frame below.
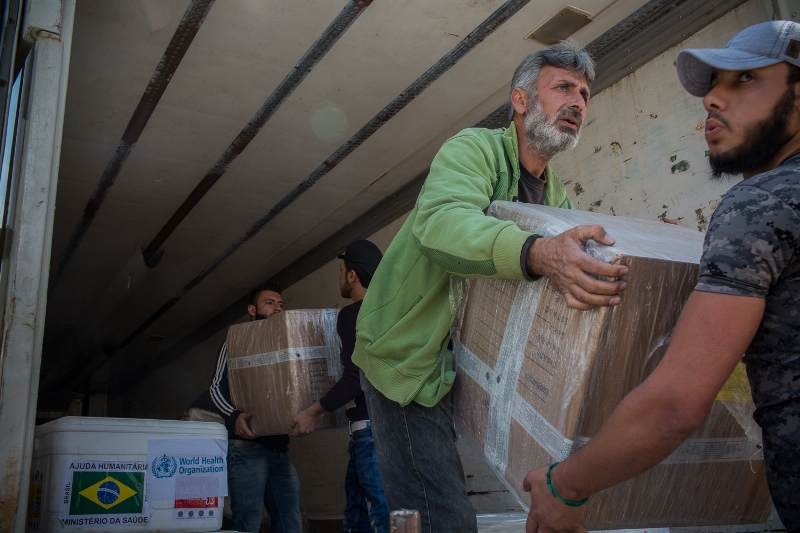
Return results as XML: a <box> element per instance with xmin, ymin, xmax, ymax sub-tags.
<box><xmin>523</xmin><ymin>99</ymin><xmax>580</xmax><ymax>158</ymax></box>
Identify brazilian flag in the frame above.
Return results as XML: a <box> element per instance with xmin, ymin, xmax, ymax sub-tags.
<box><xmin>69</xmin><ymin>471</ymin><xmax>144</xmax><ymax>515</ymax></box>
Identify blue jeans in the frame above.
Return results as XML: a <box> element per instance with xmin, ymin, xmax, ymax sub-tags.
<box><xmin>227</xmin><ymin>439</ymin><xmax>302</xmax><ymax>533</ymax></box>
<box><xmin>344</xmin><ymin>424</ymin><xmax>390</xmax><ymax>533</ymax></box>
<box><xmin>361</xmin><ymin>374</ymin><xmax>477</xmax><ymax>533</ymax></box>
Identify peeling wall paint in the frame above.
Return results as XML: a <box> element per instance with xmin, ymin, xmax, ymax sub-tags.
<box><xmin>670</xmin><ymin>160</ymin><xmax>690</xmax><ymax>174</ymax></box>
<box><xmin>550</xmin><ymin>0</ymin><xmax>772</xmax><ymax>231</ymax></box>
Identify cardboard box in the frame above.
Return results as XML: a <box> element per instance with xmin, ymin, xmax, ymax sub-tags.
<box><xmin>452</xmin><ymin>202</ymin><xmax>772</xmax><ymax>529</ymax></box>
<box><xmin>227</xmin><ymin>309</ymin><xmax>344</xmax><ymax>436</ymax></box>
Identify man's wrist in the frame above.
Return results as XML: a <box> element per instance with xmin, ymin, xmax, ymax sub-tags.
<box><xmin>307</xmin><ymin>402</ymin><xmax>326</xmax><ymax>417</ymax></box>
<box><xmin>524</xmin><ymin>234</ymin><xmax>545</xmax><ymax>279</ymax></box>
<box><xmin>549</xmin><ymin>462</ymin><xmax>590</xmax><ymax>503</ymax></box>
<box><xmin>224</xmin><ymin>410</ymin><xmax>241</xmax><ymax>431</ymax></box>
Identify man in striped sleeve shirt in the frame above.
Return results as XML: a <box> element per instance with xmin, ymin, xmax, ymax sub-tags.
<box><xmin>209</xmin><ymin>282</ymin><xmax>302</xmax><ymax>533</ymax></box>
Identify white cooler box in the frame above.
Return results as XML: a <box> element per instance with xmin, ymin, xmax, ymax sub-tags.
<box><xmin>26</xmin><ymin>417</ymin><xmax>228</xmax><ymax>533</ymax></box>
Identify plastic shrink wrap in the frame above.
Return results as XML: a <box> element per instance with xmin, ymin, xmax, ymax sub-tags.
<box><xmin>451</xmin><ymin>202</ymin><xmax>772</xmax><ymax>529</ymax></box>
<box><xmin>227</xmin><ymin>309</ymin><xmax>344</xmax><ymax>436</ymax></box>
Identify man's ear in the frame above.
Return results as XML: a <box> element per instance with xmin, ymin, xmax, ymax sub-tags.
<box><xmin>347</xmin><ymin>269</ymin><xmax>359</xmax><ymax>285</ymax></box>
<box><xmin>247</xmin><ymin>304</ymin><xmax>256</xmax><ymax>319</ymax></box>
<box><xmin>511</xmin><ymin>87</ymin><xmax>529</xmax><ymax>117</ymax></box>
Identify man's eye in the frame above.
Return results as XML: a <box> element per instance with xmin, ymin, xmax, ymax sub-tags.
<box><xmin>739</xmin><ymin>72</ymin><xmax>754</xmax><ymax>82</ymax></box>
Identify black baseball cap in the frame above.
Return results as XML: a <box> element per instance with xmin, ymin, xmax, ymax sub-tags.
<box><xmin>338</xmin><ymin>240</ymin><xmax>383</xmax><ymax>277</ymax></box>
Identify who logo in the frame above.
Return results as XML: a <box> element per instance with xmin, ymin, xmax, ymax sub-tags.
<box><xmin>151</xmin><ymin>454</ymin><xmax>178</xmax><ymax>478</ymax></box>
<box><xmin>69</xmin><ymin>472</ymin><xmax>144</xmax><ymax>514</ymax></box>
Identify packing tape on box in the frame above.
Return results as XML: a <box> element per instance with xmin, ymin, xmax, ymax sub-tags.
<box><xmin>456</xmin><ymin>341</ymin><xmax>585</xmax><ymax>462</ymax></box>
<box><xmin>462</xmin><ymin>280</ymin><xmax>541</xmax><ymax>473</ymax></box>
<box><xmin>227</xmin><ymin>309</ymin><xmax>343</xmax><ymax>380</ymax></box>
<box><xmin>456</xmin><ymin>342</ymin><xmax>763</xmax><ymax>464</ymax></box>
<box><xmin>714</xmin><ymin>362</ymin><xmax>762</xmax><ymax>448</ymax></box>
<box><xmin>661</xmin><ymin>436</ymin><xmax>761</xmax><ymax>463</ymax></box>
<box><xmin>319</xmin><ymin>309</ymin><xmax>344</xmax><ymax>379</ymax></box>
<box><xmin>227</xmin><ymin>346</ymin><xmax>333</xmax><ymax>371</ymax></box>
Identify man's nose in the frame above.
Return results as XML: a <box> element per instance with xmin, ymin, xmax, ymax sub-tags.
<box><xmin>569</xmin><ymin>94</ymin><xmax>586</xmax><ymax>114</ymax></box>
<box><xmin>703</xmin><ymin>84</ymin><xmax>725</xmax><ymax>112</ymax></box>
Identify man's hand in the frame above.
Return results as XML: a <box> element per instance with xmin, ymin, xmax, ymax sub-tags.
<box><xmin>289</xmin><ymin>402</ymin><xmax>325</xmax><ymax>437</ymax></box>
<box><xmin>523</xmin><ymin>466</ymin><xmax>587</xmax><ymax>533</ymax></box>
<box><xmin>234</xmin><ymin>412</ymin><xmax>257</xmax><ymax>439</ymax></box>
<box><xmin>526</xmin><ymin>225</ymin><xmax>628</xmax><ymax>310</ymax></box>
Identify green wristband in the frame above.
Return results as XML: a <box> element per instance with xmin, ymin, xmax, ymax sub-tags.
<box><xmin>546</xmin><ymin>462</ymin><xmax>589</xmax><ymax>507</ymax></box>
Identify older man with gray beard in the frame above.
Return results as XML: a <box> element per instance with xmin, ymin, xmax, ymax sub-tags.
<box><xmin>352</xmin><ymin>40</ymin><xmax>628</xmax><ymax>533</ymax></box>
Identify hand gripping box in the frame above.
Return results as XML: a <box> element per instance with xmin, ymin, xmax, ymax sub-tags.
<box><xmin>451</xmin><ymin>202</ymin><xmax>772</xmax><ymax>529</ymax></box>
<box><xmin>226</xmin><ymin>309</ymin><xmax>345</xmax><ymax>436</ymax></box>
<box><xmin>26</xmin><ymin>417</ymin><xmax>227</xmax><ymax>533</ymax></box>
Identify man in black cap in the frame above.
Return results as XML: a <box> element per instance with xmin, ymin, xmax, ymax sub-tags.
<box><xmin>523</xmin><ymin>20</ymin><xmax>800</xmax><ymax>533</ymax></box>
<box><xmin>291</xmin><ymin>240</ymin><xmax>390</xmax><ymax>533</ymax></box>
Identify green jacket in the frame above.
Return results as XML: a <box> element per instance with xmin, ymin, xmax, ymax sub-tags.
<box><xmin>352</xmin><ymin>125</ymin><xmax>573</xmax><ymax>407</ymax></box>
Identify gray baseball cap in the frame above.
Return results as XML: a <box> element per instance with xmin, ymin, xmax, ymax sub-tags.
<box><xmin>677</xmin><ymin>20</ymin><xmax>800</xmax><ymax>97</ymax></box>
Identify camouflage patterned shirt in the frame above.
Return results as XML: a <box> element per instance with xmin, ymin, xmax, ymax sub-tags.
<box><xmin>695</xmin><ymin>155</ymin><xmax>800</xmax><ymax>529</ymax></box>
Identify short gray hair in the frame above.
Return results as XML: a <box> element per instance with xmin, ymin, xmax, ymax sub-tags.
<box><xmin>508</xmin><ymin>39</ymin><xmax>595</xmax><ymax>120</ymax></box>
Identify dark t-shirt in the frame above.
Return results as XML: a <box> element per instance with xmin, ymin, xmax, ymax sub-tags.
<box><xmin>513</xmin><ymin>163</ymin><xmax>546</xmax><ymax>205</ymax></box>
<box><xmin>514</xmin><ymin>162</ymin><xmax>547</xmax><ymax>278</ymax></box>
<box><xmin>694</xmin><ymin>154</ymin><xmax>799</xmax><ymax>529</ymax></box>
<box><xmin>695</xmin><ymin>155</ymin><xmax>800</xmax><ymax>426</ymax></box>
<box><xmin>319</xmin><ymin>300</ymin><xmax>369</xmax><ymax>422</ymax></box>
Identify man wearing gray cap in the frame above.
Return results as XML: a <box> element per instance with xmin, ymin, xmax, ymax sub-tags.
<box><xmin>522</xmin><ymin>20</ymin><xmax>800</xmax><ymax>533</ymax></box>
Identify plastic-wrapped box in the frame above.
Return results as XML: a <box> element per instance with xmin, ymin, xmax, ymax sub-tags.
<box><xmin>451</xmin><ymin>202</ymin><xmax>772</xmax><ymax>529</ymax></box>
<box><xmin>227</xmin><ymin>309</ymin><xmax>344</xmax><ymax>436</ymax></box>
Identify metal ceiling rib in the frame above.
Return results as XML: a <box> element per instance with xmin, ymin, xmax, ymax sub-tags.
<box><xmin>112</xmin><ymin>0</ymin><xmax>534</xmax><ymax>355</ymax></box>
<box><xmin>586</xmin><ymin>0</ymin><xmax>749</xmax><ymax>94</ymax></box>
<box><xmin>48</xmin><ymin>0</ymin><xmax>216</xmax><ymax>292</ymax></box>
<box><xmin>140</xmin><ymin>0</ymin><xmax>375</xmax><ymax>266</ymax></box>
<box><xmin>112</xmin><ymin>0</ymin><xmax>750</xmax><ymax>395</ymax></box>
